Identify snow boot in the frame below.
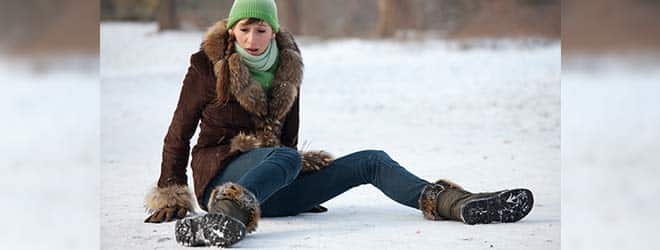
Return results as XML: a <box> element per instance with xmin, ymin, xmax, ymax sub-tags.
<box><xmin>175</xmin><ymin>182</ymin><xmax>260</xmax><ymax>248</ymax></box>
<box><xmin>419</xmin><ymin>179</ymin><xmax>534</xmax><ymax>225</ymax></box>
<box><xmin>174</xmin><ymin>213</ymin><xmax>246</xmax><ymax>247</ymax></box>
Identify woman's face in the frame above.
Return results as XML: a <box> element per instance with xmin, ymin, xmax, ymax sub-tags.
<box><xmin>229</xmin><ymin>19</ymin><xmax>276</xmax><ymax>56</ymax></box>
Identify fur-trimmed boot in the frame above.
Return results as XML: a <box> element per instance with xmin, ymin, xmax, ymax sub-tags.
<box><xmin>419</xmin><ymin>180</ymin><xmax>534</xmax><ymax>225</ymax></box>
<box><xmin>175</xmin><ymin>182</ymin><xmax>260</xmax><ymax>247</ymax></box>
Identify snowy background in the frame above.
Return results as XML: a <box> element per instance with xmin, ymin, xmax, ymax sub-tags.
<box><xmin>0</xmin><ymin>56</ymin><xmax>99</xmax><ymax>250</ymax></box>
<box><xmin>4</xmin><ymin>18</ymin><xmax>660</xmax><ymax>250</ymax></box>
<box><xmin>99</xmin><ymin>22</ymin><xmax>560</xmax><ymax>249</ymax></box>
<box><xmin>562</xmin><ymin>57</ymin><xmax>660</xmax><ymax>250</ymax></box>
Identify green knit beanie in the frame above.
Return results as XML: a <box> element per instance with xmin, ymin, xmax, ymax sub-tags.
<box><xmin>227</xmin><ymin>0</ymin><xmax>280</xmax><ymax>33</ymax></box>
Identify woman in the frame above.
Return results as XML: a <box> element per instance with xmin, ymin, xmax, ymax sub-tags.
<box><xmin>144</xmin><ymin>0</ymin><xmax>534</xmax><ymax>247</ymax></box>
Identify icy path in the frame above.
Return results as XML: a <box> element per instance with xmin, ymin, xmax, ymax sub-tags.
<box><xmin>100</xmin><ymin>22</ymin><xmax>559</xmax><ymax>249</ymax></box>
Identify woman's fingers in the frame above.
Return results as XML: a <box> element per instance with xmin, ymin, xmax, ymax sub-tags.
<box><xmin>145</xmin><ymin>208</ymin><xmax>169</xmax><ymax>223</ymax></box>
<box><xmin>164</xmin><ymin>208</ymin><xmax>175</xmax><ymax>222</ymax></box>
<box><xmin>144</xmin><ymin>209</ymin><xmax>164</xmax><ymax>223</ymax></box>
<box><xmin>144</xmin><ymin>206</ymin><xmax>188</xmax><ymax>223</ymax></box>
<box><xmin>176</xmin><ymin>207</ymin><xmax>188</xmax><ymax>219</ymax></box>
<box><xmin>143</xmin><ymin>213</ymin><xmax>154</xmax><ymax>223</ymax></box>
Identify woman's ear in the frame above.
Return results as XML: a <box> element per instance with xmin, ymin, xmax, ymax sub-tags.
<box><xmin>228</xmin><ymin>28</ymin><xmax>234</xmax><ymax>36</ymax></box>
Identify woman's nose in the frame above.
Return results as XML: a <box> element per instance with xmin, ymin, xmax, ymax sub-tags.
<box><xmin>245</xmin><ymin>32</ymin><xmax>255</xmax><ymax>46</ymax></box>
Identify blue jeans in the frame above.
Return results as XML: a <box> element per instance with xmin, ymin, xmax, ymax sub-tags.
<box><xmin>202</xmin><ymin>147</ymin><xmax>430</xmax><ymax>217</ymax></box>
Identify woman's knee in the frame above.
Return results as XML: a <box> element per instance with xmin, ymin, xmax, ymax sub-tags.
<box><xmin>269</xmin><ymin>147</ymin><xmax>302</xmax><ymax>177</ymax></box>
<box><xmin>355</xmin><ymin>149</ymin><xmax>391</xmax><ymax>163</ymax></box>
<box><xmin>350</xmin><ymin>149</ymin><xmax>398</xmax><ymax>175</ymax></box>
<box><xmin>271</xmin><ymin>146</ymin><xmax>301</xmax><ymax>162</ymax></box>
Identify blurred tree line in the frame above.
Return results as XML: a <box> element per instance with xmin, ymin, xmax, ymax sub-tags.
<box><xmin>1</xmin><ymin>0</ymin><xmax>98</xmax><ymax>56</ymax></box>
<box><xmin>563</xmin><ymin>0</ymin><xmax>660</xmax><ymax>52</ymax></box>
<box><xmin>101</xmin><ymin>0</ymin><xmax>560</xmax><ymax>38</ymax></box>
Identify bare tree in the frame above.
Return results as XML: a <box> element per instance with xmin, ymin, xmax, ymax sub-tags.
<box><xmin>376</xmin><ymin>0</ymin><xmax>396</xmax><ymax>37</ymax></box>
<box><xmin>342</xmin><ymin>0</ymin><xmax>361</xmax><ymax>36</ymax></box>
<box><xmin>158</xmin><ymin>0</ymin><xmax>179</xmax><ymax>31</ymax></box>
<box><xmin>412</xmin><ymin>0</ymin><xmax>427</xmax><ymax>31</ymax></box>
<box><xmin>278</xmin><ymin>0</ymin><xmax>301</xmax><ymax>34</ymax></box>
<box><xmin>397</xmin><ymin>0</ymin><xmax>415</xmax><ymax>30</ymax></box>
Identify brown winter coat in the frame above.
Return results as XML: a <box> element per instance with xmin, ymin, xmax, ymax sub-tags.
<box><xmin>146</xmin><ymin>20</ymin><xmax>332</xmax><ymax>212</ymax></box>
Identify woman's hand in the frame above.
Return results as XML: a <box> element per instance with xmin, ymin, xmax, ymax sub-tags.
<box><xmin>144</xmin><ymin>206</ymin><xmax>188</xmax><ymax>223</ymax></box>
<box><xmin>144</xmin><ymin>184</ymin><xmax>194</xmax><ymax>223</ymax></box>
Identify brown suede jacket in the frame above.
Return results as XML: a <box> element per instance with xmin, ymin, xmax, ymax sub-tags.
<box><xmin>145</xmin><ymin>20</ymin><xmax>333</xmax><ymax>212</ymax></box>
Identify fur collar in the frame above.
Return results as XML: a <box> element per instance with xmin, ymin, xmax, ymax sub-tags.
<box><xmin>201</xmin><ymin>19</ymin><xmax>303</xmax><ymax>121</ymax></box>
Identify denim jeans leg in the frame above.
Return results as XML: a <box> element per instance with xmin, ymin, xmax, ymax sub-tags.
<box><xmin>237</xmin><ymin>147</ymin><xmax>301</xmax><ymax>202</ymax></box>
<box><xmin>201</xmin><ymin>147</ymin><xmax>301</xmax><ymax>209</ymax></box>
<box><xmin>260</xmin><ymin>149</ymin><xmax>430</xmax><ymax>217</ymax></box>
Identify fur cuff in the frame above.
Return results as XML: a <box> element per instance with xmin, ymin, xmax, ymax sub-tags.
<box><xmin>418</xmin><ymin>182</ymin><xmax>446</xmax><ymax>220</ymax></box>
<box><xmin>230</xmin><ymin>132</ymin><xmax>262</xmax><ymax>153</ymax></box>
<box><xmin>434</xmin><ymin>179</ymin><xmax>463</xmax><ymax>190</ymax></box>
<box><xmin>207</xmin><ymin>182</ymin><xmax>261</xmax><ymax>233</ymax></box>
<box><xmin>145</xmin><ymin>185</ymin><xmax>194</xmax><ymax>213</ymax></box>
<box><xmin>418</xmin><ymin>179</ymin><xmax>464</xmax><ymax>220</ymax></box>
<box><xmin>300</xmin><ymin>150</ymin><xmax>334</xmax><ymax>173</ymax></box>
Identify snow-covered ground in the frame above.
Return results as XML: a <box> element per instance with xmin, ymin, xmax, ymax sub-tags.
<box><xmin>562</xmin><ymin>57</ymin><xmax>660</xmax><ymax>250</ymax></box>
<box><xmin>100</xmin><ymin>22</ymin><xmax>560</xmax><ymax>249</ymax></box>
<box><xmin>0</xmin><ymin>57</ymin><xmax>99</xmax><ymax>250</ymax></box>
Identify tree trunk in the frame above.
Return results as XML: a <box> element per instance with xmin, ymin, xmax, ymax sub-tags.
<box><xmin>377</xmin><ymin>0</ymin><xmax>397</xmax><ymax>37</ymax></box>
<box><xmin>414</xmin><ymin>0</ymin><xmax>427</xmax><ymax>31</ymax></box>
<box><xmin>158</xmin><ymin>0</ymin><xmax>179</xmax><ymax>31</ymax></box>
<box><xmin>397</xmin><ymin>0</ymin><xmax>414</xmax><ymax>30</ymax></box>
<box><xmin>279</xmin><ymin>0</ymin><xmax>301</xmax><ymax>34</ymax></box>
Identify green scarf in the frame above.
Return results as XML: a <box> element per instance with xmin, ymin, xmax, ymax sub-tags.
<box><xmin>234</xmin><ymin>39</ymin><xmax>279</xmax><ymax>92</ymax></box>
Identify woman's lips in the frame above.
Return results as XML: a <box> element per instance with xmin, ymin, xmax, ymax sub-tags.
<box><xmin>246</xmin><ymin>48</ymin><xmax>260</xmax><ymax>55</ymax></box>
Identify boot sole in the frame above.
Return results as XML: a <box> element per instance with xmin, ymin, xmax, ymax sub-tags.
<box><xmin>175</xmin><ymin>213</ymin><xmax>247</xmax><ymax>247</ymax></box>
<box><xmin>460</xmin><ymin>189</ymin><xmax>534</xmax><ymax>225</ymax></box>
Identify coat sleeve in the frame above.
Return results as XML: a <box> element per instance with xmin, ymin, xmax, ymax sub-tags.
<box><xmin>280</xmin><ymin>89</ymin><xmax>300</xmax><ymax>149</ymax></box>
<box><xmin>157</xmin><ymin>56</ymin><xmax>208</xmax><ymax>188</ymax></box>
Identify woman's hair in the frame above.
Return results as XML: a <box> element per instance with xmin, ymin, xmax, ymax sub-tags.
<box><xmin>214</xmin><ymin>17</ymin><xmax>270</xmax><ymax>107</ymax></box>
<box><xmin>238</xmin><ymin>17</ymin><xmax>267</xmax><ymax>27</ymax></box>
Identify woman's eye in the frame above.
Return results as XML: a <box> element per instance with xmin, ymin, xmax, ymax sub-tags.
<box><xmin>257</xmin><ymin>29</ymin><xmax>266</xmax><ymax>33</ymax></box>
<box><xmin>240</xmin><ymin>28</ymin><xmax>248</xmax><ymax>32</ymax></box>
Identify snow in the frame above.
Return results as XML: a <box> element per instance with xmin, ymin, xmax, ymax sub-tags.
<box><xmin>0</xmin><ymin>57</ymin><xmax>99</xmax><ymax>250</ymax></box>
<box><xmin>562</xmin><ymin>57</ymin><xmax>660</xmax><ymax>250</ymax></box>
<box><xmin>99</xmin><ymin>21</ymin><xmax>560</xmax><ymax>249</ymax></box>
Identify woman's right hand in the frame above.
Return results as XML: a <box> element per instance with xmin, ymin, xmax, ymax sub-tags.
<box><xmin>144</xmin><ymin>206</ymin><xmax>188</xmax><ymax>223</ymax></box>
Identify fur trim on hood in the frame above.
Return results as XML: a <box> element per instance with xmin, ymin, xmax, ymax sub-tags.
<box><xmin>201</xmin><ymin>20</ymin><xmax>332</xmax><ymax>173</ymax></box>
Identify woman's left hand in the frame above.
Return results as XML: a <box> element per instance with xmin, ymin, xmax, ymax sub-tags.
<box><xmin>144</xmin><ymin>206</ymin><xmax>188</xmax><ymax>223</ymax></box>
